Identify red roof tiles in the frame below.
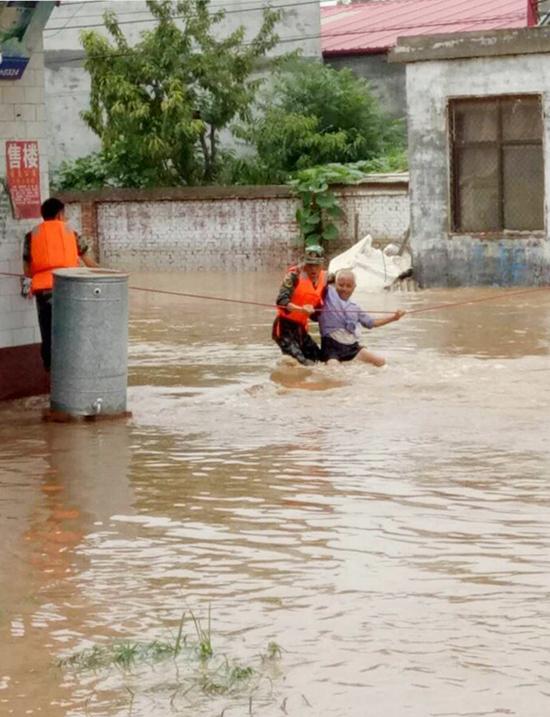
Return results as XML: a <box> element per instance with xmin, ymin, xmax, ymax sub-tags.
<box><xmin>321</xmin><ymin>0</ymin><xmax>537</xmax><ymax>56</ymax></box>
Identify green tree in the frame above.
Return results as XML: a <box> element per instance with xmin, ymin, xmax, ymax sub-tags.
<box><xmin>52</xmin><ymin>152</ymin><xmax>111</xmax><ymax>192</ymax></box>
<box><xmin>235</xmin><ymin>59</ymin><xmax>406</xmax><ymax>183</ymax></box>
<box><xmin>78</xmin><ymin>0</ymin><xmax>281</xmax><ymax>187</ymax></box>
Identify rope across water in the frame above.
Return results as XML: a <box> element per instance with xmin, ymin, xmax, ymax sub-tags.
<box><xmin>1</xmin><ymin>270</ymin><xmax>548</xmax><ymax>316</ymax></box>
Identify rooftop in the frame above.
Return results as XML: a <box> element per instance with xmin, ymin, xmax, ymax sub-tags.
<box><xmin>321</xmin><ymin>0</ymin><xmax>537</xmax><ymax>56</ymax></box>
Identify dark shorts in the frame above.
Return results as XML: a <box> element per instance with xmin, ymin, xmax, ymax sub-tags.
<box><xmin>321</xmin><ymin>335</ymin><xmax>362</xmax><ymax>363</ymax></box>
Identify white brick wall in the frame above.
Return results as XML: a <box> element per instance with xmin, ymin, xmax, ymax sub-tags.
<box><xmin>0</xmin><ymin>37</ymin><xmax>50</xmax><ymax>350</ymax></box>
<box><xmin>88</xmin><ymin>183</ymin><xmax>410</xmax><ymax>272</ymax></box>
<box><xmin>339</xmin><ymin>187</ymin><xmax>410</xmax><ymax>245</ymax></box>
<box><xmin>64</xmin><ymin>203</ymin><xmax>82</xmax><ymax>234</ymax></box>
<box><xmin>97</xmin><ymin>197</ymin><xmax>299</xmax><ymax>271</ymax></box>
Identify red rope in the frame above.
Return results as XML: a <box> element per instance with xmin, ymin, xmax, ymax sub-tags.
<box><xmin>129</xmin><ymin>284</ymin><xmax>280</xmax><ymax>310</ymax></box>
<box><xmin>405</xmin><ymin>285</ymin><xmax>550</xmax><ymax>315</ymax></box>
<box><xmin>128</xmin><ymin>284</ymin><xmax>394</xmax><ymax>314</ymax></box>
<box><xmin>2</xmin><ymin>270</ymin><xmax>549</xmax><ymax>316</ymax></box>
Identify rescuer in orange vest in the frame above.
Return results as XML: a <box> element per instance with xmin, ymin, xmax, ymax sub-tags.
<box><xmin>272</xmin><ymin>245</ymin><xmax>327</xmax><ymax>365</ymax></box>
<box><xmin>22</xmin><ymin>197</ymin><xmax>99</xmax><ymax>371</ymax></box>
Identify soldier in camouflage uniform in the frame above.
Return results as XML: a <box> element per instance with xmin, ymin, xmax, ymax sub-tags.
<box><xmin>272</xmin><ymin>246</ymin><xmax>327</xmax><ymax>366</ymax></box>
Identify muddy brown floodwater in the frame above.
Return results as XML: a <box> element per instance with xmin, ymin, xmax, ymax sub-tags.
<box><xmin>2</xmin><ymin>272</ymin><xmax>550</xmax><ymax>717</ymax></box>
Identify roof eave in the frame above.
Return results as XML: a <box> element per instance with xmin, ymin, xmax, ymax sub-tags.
<box><xmin>389</xmin><ymin>26</ymin><xmax>550</xmax><ymax>64</ymax></box>
<box><xmin>322</xmin><ymin>47</ymin><xmax>390</xmax><ymax>58</ymax></box>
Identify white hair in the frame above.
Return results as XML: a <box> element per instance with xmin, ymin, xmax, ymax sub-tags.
<box><xmin>335</xmin><ymin>268</ymin><xmax>356</xmax><ymax>284</ymax></box>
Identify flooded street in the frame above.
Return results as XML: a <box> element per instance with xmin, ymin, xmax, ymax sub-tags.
<box><xmin>2</xmin><ymin>272</ymin><xmax>550</xmax><ymax>716</ymax></box>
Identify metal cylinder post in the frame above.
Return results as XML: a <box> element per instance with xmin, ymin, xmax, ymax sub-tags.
<box><xmin>50</xmin><ymin>268</ymin><xmax>129</xmax><ymax>417</ymax></box>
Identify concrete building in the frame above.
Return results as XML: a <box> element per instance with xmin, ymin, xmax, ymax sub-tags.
<box><xmin>322</xmin><ymin>0</ymin><xmax>537</xmax><ymax>120</ymax></box>
<box><xmin>391</xmin><ymin>26</ymin><xmax>550</xmax><ymax>287</ymax></box>
<box><xmin>0</xmin><ymin>2</ymin><xmax>55</xmax><ymax>400</ymax></box>
<box><xmin>43</xmin><ymin>0</ymin><xmax>321</xmax><ymax>170</ymax></box>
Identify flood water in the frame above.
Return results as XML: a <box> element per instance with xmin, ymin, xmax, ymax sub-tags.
<box><xmin>2</xmin><ymin>272</ymin><xmax>550</xmax><ymax>717</ymax></box>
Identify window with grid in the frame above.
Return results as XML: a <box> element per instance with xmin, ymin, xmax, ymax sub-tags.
<box><xmin>449</xmin><ymin>96</ymin><xmax>544</xmax><ymax>233</ymax></box>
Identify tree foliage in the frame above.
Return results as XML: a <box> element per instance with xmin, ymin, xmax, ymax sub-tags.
<box><xmin>78</xmin><ymin>0</ymin><xmax>281</xmax><ymax>187</ymax></box>
<box><xmin>235</xmin><ymin>60</ymin><xmax>406</xmax><ymax>183</ymax></box>
<box><xmin>52</xmin><ymin>152</ymin><xmax>111</xmax><ymax>191</ymax></box>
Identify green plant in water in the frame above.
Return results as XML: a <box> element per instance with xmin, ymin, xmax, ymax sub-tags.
<box><xmin>191</xmin><ymin>605</ymin><xmax>213</xmax><ymax>660</ymax></box>
<box><xmin>196</xmin><ymin>660</ymin><xmax>255</xmax><ymax>696</ymax></box>
<box><xmin>229</xmin><ymin>664</ymin><xmax>254</xmax><ymax>682</ymax></box>
<box><xmin>57</xmin><ymin>610</ymin><xmax>281</xmax><ymax>708</ymax></box>
<box><xmin>58</xmin><ymin>611</ymin><xmax>191</xmax><ymax>672</ymax></box>
<box><xmin>174</xmin><ymin>609</ymin><xmax>186</xmax><ymax>655</ymax></box>
<box><xmin>265</xmin><ymin>641</ymin><xmax>282</xmax><ymax>660</ymax></box>
<box><xmin>57</xmin><ymin>638</ymin><xmax>183</xmax><ymax>672</ymax></box>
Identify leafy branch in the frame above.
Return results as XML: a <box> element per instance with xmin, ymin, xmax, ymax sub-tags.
<box><xmin>288</xmin><ymin>158</ymin><xmax>406</xmax><ymax>249</ymax></box>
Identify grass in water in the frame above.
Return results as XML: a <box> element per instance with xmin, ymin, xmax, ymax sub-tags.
<box><xmin>194</xmin><ymin>658</ymin><xmax>256</xmax><ymax>697</ymax></box>
<box><xmin>191</xmin><ymin>604</ymin><xmax>213</xmax><ymax>660</ymax></box>
<box><xmin>57</xmin><ymin>610</ymin><xmax>283</xmax><ymax>705</ymax></box>
<box><xmin>57</xmin><ymin>637</ymin><xmax>182</xmax><ymax>672</ymax></box>
<box><xmin>265</xmin><ymin>641</ymin><xmax>282</xmax><ymax>660</ymax></box>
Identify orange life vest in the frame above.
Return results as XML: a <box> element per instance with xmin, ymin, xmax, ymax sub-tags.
<box><xmin>277</xmin><ymin>266</ymin><xmax>326</xmax><ymax>329</ymax></box>
<box><xmin>29</xmin><ymin>220</ymin><xmax>80</xmax><ymax>292</ymax></box>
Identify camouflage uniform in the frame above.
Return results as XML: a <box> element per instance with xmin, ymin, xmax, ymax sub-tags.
<box><xmin>272</xmin><ymin>266</ymin><xmax>323</xmax><ymax>366</ymax></box>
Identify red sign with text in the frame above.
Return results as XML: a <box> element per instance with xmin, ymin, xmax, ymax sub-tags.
<box><xmin>5</xmin><ymin>140</ymin><xmax>41</xmax><ymax>219</ymax></box>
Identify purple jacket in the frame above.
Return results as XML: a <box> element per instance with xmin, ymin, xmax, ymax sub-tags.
<box><xmin>318</xmin><ymin>285</ymin><xmax>374</xmax><ymax>338</ymax></box>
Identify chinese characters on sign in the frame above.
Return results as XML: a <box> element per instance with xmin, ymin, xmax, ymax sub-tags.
<box><xmin>5</xmin><ymin>140</ymin><xmax>41</xmax><ymax>219</ymax></box>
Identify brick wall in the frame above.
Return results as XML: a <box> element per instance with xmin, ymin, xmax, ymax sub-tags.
<box><xmin>338</xmin><ymin>184</ymin><xmax>410</xmax><ymax>250</ymax></box>
<box><xmin>60</xmin><ymin>179</ymin><xmax>410</xmax><ymax>271</ymax></box>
